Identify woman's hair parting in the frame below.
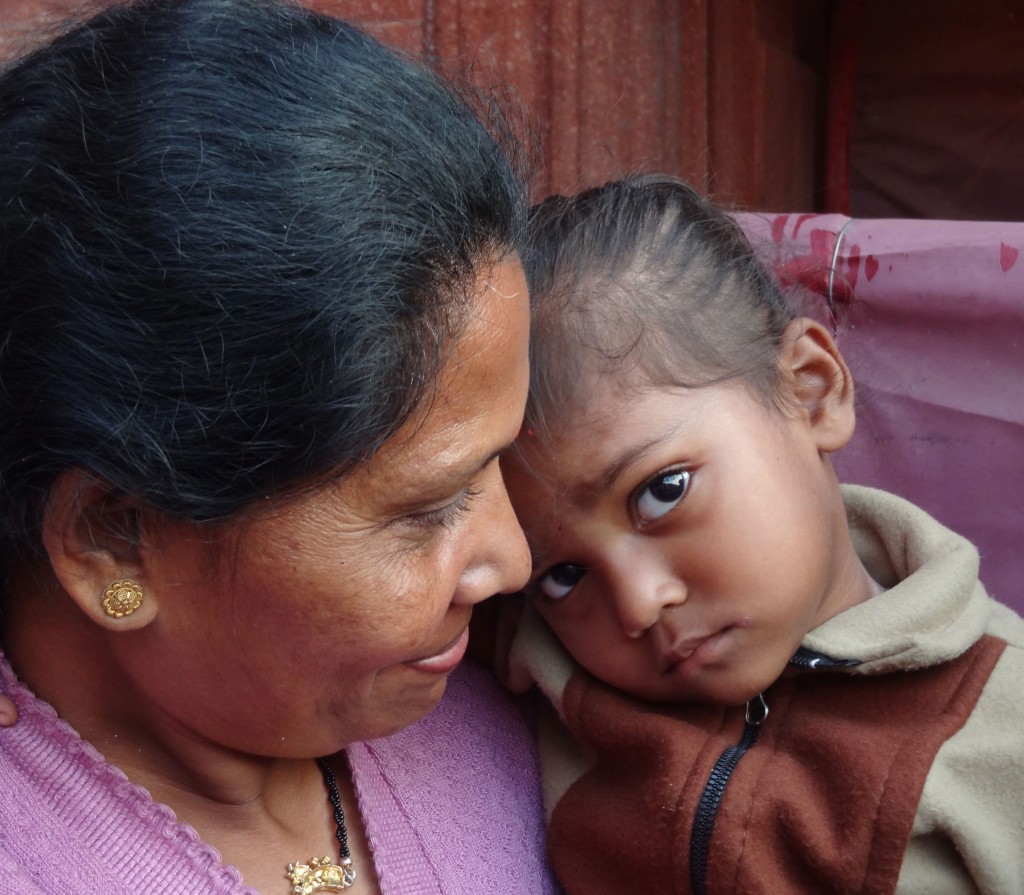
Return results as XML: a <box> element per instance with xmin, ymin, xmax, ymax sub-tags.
<box><xmin>0</xmin><ymin>0</ymin><xmax>526</xmax><ymax>558</ymax></box>
<box><xmin>521</xmin><ymin>174</ymin><xmax>794</xmax><ymax>437</ymax></box>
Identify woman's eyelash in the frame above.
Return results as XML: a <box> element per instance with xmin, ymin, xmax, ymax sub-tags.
<box><xmin>408</xmin><ymin>487</ymin><xmax>481</xmax><ymax>529</ymax></box>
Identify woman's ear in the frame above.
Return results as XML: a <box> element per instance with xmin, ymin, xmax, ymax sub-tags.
<box><xmin>779</xmin><ymin>317</ymin><xmax>856</xmax><ymax>454</ymax></box>
<box><xmin>41</xmin><ymin>470</ymin><xmax>159</xmax><ymax>630</ymax></box>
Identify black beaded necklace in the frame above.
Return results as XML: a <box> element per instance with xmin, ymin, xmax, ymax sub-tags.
<box><xmin>284</xmin><ymin>757</ymin><xmax>357</xmax><ymax>893</ymax></box>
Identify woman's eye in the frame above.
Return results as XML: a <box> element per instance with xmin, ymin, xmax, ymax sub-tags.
<box><xmin>634</xmin><ymin>469</ymin><xmax>691</xmax><ymax>523</ymax></box>
<box><xmin>536</xmin><ymin>563</ymin><xmax>587</xmax><ymax>602</ymax></box>
<box><xmin>407</xmin><ymin>488</ymin><xmax>481</xmax><ymax>530</ymax></box>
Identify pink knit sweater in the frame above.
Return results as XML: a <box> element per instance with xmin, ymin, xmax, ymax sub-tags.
<box><xmin>0</xmin><ymin>652</ymin><xmax>557</xmax><ymax>894</ymax></box>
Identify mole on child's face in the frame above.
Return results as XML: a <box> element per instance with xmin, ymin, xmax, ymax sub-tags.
<box><xmin>504</xmin><ymin>378</ymin><xmax>850</xmax><ymax>706</ymax></box>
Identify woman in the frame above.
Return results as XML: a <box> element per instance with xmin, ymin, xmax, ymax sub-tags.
<box><xmin>0</xmin><ymin>1</ymin><xmax>556</xmax><ymax>892</ymax></box>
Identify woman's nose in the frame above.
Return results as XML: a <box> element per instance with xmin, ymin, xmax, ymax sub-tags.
<box><xmin>606</xmin><ymin>548</ymin><xmax>687</xmax><ymax>638</ymax></box>
<box><xmin>453</xmin><ymin>465</ymin><xmax>531</xmax><ymax>605</ymax></box>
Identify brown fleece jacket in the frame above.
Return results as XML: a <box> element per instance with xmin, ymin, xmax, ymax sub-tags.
<box><xmin>507</xmin><ymin>486</ymin><xmax>1024</xmax><ymax>895</ymax></box>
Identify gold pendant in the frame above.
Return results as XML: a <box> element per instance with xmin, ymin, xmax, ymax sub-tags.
<box><xmin>285</xmin><ymin>856</ymin><xmax>356</xmax><ymax>894</ymax></box>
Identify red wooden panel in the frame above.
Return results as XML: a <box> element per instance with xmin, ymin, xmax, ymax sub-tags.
<box><xmin>313</xmin><ymin>0</ymin><xmax>425</xmax><ymax>53</ymax></box>
<box><xmin>1</xmin><ymin>0</ymin><xmax>830</xmax><ymax>215</ymax></box>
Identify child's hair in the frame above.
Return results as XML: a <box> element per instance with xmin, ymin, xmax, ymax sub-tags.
<box><xmin>522</xmin><ymin>174</ymin><xmax>795</xmax><ymax>437</ymax></box>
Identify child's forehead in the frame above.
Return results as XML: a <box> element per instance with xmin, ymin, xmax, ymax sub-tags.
<box><xmin>520</xmin><ymin>375</ymin><xmax>783</xmax><ymax>478</ymax></box>
<box><xmin>517</xmin><ymin>382</ymin><xmax>715</xmax><ymax>489</ymax></box>
<box><xmin>527</xmin><ymin>376</ymin><xmax>640</xmax><ymax>448</ymax></box>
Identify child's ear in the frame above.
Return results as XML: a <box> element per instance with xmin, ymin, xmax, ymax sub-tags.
<box><xmin>779</xmin><ymin>317</ymin><xmax>855</xmax><ymax>453</ymax></box>
<box><xmin>41</xmin><ymin>469</ymin><xmax>159</xmax><ymax>630</ymax></box>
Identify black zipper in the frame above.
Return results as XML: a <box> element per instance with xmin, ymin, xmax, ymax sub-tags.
<box><xmin>788</xmin><ymin>646</ymin><xmax>859</xmax><ymax>670</ymax></box>
<box><xmin>687</xmin><ymin>649</ymin><xmax>858</xmax><ymax>893</ymax></box>
<box><xmin>689</xmin><ymin>693</ymin><xmax>768</xmax><ymax>895</ymax></box>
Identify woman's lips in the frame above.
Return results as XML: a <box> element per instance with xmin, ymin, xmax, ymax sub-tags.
<box><xmin>404</xmin><ymin>626</ymin><xmax>470</xmax><ymax>675</ymax></box>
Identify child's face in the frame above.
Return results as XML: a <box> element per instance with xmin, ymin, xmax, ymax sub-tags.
<box><xmin>505</xmin><ymin>377</ymin><xmax>870</xmax><ymax>706</ymax></box>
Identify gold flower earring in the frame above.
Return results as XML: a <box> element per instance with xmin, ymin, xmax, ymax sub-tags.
<box><xmin>101</xmin><ymin>579</ymin><xmax>144</xmax><ymax>618</ymax></box>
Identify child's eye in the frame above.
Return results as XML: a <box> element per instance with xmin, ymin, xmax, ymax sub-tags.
<box><xmin>536</xmin><ymin>562</ymin><xmax>587</xmax><ymax>602</ymax></box>
<box><xmin>634</xmin><ymin>468</ymin><xmax>691</xmax><ymax>523</ymax></box>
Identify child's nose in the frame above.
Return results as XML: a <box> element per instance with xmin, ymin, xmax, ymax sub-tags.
<box><xmin>606</xmin><ymin>552</ymin><xmax>687</xmax><ymax>638</ymax></box>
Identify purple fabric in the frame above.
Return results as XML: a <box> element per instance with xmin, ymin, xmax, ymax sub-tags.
<box><xmin>0</xmin><ymin>652</ymin><xmax>556</xmax><ymax>894</ymax></box>
<box><xmin>737</xmin><ymin>213</ymin><xmax>1024</xmax><ymax>612</ymax></box>
<box><xmin>350</xmin><ymin>661</ymin><xmax>557</xmax><ymax>894</ymax></box>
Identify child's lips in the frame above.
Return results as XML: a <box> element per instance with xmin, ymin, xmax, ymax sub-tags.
<box><xmin>661</xmin><ymin>627</ymin><xmax>731</xmax><ymax>674</ymax></box>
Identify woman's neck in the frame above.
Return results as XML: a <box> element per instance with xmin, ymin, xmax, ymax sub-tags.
<box><xmin>2</xmin><ymin>577</ymin><xmax>381</xmax><ymax>894</ymax></box>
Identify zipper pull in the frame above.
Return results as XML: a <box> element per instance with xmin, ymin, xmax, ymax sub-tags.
<box><xmin>744</xmin><ymin>692</ymin><xmax>768</xmax><ymax>726</ymax></box>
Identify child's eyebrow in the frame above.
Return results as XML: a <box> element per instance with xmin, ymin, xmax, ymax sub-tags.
<box><xmin>571</xmin><ymin>429</ymin><xmax>686</xmax><ymax>504</ymax></box>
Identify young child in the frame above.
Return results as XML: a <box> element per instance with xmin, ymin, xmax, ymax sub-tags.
<box><xmin>500</xmin><ymin>174</ymin><xmax>1024</xmax><ymax>895</ymax></box>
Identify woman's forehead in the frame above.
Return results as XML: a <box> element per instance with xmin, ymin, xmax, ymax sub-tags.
<box><xmin>357</xmin><ymin>259</ymin><xmax>530</xmax><ymax>492</ymax></box>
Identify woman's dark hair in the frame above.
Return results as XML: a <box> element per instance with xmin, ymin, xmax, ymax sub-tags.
<box><xmin>0</xmin><ymin>0</ymin><xmax>526</xmax><ymax>558</ymax></box>
<box><xmin>521</xmin><ymin>174</ymin><xmax>793</xmax><ymax>436</ymax></box>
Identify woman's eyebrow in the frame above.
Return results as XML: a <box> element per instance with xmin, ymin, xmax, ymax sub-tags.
<box><xmin>436</xmin><ymin>440</ymin><xmax>515</xmax><ymax>490</ymax></box>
